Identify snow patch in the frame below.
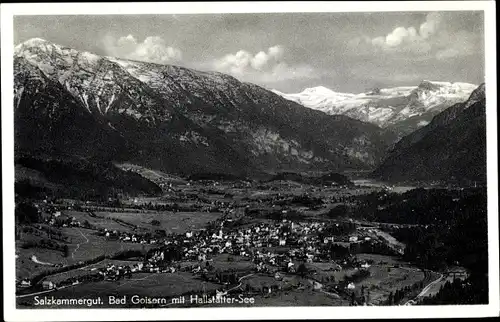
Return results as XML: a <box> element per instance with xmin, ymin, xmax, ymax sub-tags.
<box><xmin>417</xmin><ymin>120</ymin><xmax>430</xmax><ymax>127</ymax></box>
<box><xmin>15</xmin><ymin>87</ymin><xmax>25</xmax><ymax>109</ymax></box>
<box><xmin>80</xmin><ymin>93</ymin><xmax>91</xmax><ymax>113</ymax></box>
<box><xmin>105</xmin><ymin>93</ymin><xmax>116</xmax><ymax>113</ymax></box>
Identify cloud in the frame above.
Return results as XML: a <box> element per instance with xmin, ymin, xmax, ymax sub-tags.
<box><xmin>369</xmin><ymin>13</ymin><xmax>441</xmax><ymax>52</ymax></box>
<box><xmin>348</xmin><ymin>12</ymin><xmax>478</xmax><ymax>60</ymax></box>
<box><xmin>212</xmin><ymin>45</ymin><xmax>318</xmax><ymax>83</ymax></box>
<box><xmin>419</xmin><ymin>12</ymin><xmax>442</xmax><ymax>39</ymax></box>
<box><xmin>102</xmin><ymin>34</ymin><xmax>182</xmax><ymax>64</ymax></box>
<box><xmin>213</xmin><ymin>46</ymin><xmax>284</xmax><ymax>74</ymax></box>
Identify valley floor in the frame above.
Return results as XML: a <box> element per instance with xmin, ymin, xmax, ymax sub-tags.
<box><xmin>14</xmin><ymin>179</ymin><xmax>484</xmax><ymax>308</ymax></box>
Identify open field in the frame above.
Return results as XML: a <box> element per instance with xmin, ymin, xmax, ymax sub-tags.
<box><xmin>307</xmin><ymin>262</ymin><xmax>357</xmax><ymax>281</ymax></box>
<box><xmin>16</xmin><ymin>248</ymin><xmax>66</xmax><ymax>280</ymax></box>
<box><xmin>306</xmin><ymin>254</ymin><xmax>427</xmax><ymax>305</ymax></box>
<box><xmin>354</xmin><ymin>254</ymin><xmax>425</xmax><ymax>305</ymax></box>
<box><xmin>209</xmin><ymin>254</ymin><xmax>256</xmax><ymax>271</ymax></box>
<box><xmin>107</xmin><ymin>272</ymin><xmax>220</xmax><ymax>297</ymax></box>
<box><xmin>174</xmin><ymin>257</ymin><xmax>256</xmax><ymax>272</ymax></box>
<box><xmin>60</xmin><ymin>228</ymin><xmax>153</xmax><ymax>262</ymax></box>
<box><xmin>355</xmin><ymin>253</ymin><xmax>411</xmax><ymax>266</ymax></box>
<box><xmin>95</xmin><ymin>211</ymin><xmax>222</xmax><ymax>234</ymax></box>
<box><xmin>64</xmin><ymin>211</ymin><xmax>138</xmax><ymax>233</ymax></box>
<box><xmin>16</xmin><ymin>227</ymin><xmax>154</xmax><ymax>281</ymax></box>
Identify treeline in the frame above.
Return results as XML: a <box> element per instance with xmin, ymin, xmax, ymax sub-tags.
<box><xmin>352</xmin><ymin>187</ymin><xmax>486</xmax><ymax>225</ymax></box>
<box><xmin>348</xmin><ymin>187</ymin><xmax>488</xmax><ymax>304</ymax></box>
<box><xmin>146</xmin><ymin>245</ymin><xmax>183</xmax><ymax>262</ymax></box>
<box><xmin>346</xmin><ymin>188</ymin><xmax>488</xmax><ymax>272</ymax></box>
<box><xmin>268</xmin><ymin>171</ymin><xmax>353</xmax><ymax>186</ymax></box>
<box><xmin>15</xmin><ymin>181</ymin><xmax>51</xmax><ymax>200</ymax></box>
<box><xmin>328</xmin><ymin>244</ymin><xmax>350</xmax><ymax>260</ymax></box>
<box><xmin>322</xmin><ymin>222</ymin><xmax>357</xmax><ymax>236</ymax></box>
<box><xmin>21</xmin><ymin>239</ymin><xmax>69</xmax><ymax>257</ymax></box>
<box><xmin>419</xmin><ymin>274</ymin><xmax>488</xmax><ymax>305</ymax></box>
<box><xmin>385</xmin><ymin>280</ymin><xmax>424</xmax><ymax>305</ymax></box>
<box><xmin>245</xmin><ymin>208</ymin><xmax>305</xmax><ymax>221</ymax></box>
<box><xmin>48</xmin><ymin>202</ymin><xmax>208</xmax><ymax>215</ymax></box>
<box><xmin>198</xmin><ymin>188</ymin><xmax>233</xmax><ymax>198</ymax></box>
<box><xmin>289</xmin><ymin>195</ymin><xmax>324</xmax><ymax>207</ymax></box>
<box><xmin>389</xmin><ymin>190</ymin><xmax>488</xmax><ymax>272</ymax></box>
<box><xmin>324</xmin><ymin>205</ymin><xmax>349</xmax><ymax>218</ymax></box>
<box><xmin>15</xmin><ymin>202</ymin><xmax>41</xmax><ymax>225</ymax></box>
<box><xmin>126</xmin><ymin>202</ymin><xmax>202</xmax><ymax>212</ymax></box>
<box><xmin>20</xmin><ymin>225</ymin><xmax>67</xmax><ymax>242</ymax></box>
<box><xmin>187</xmin><ymin>173</ymin><xmax>246</xmax><ymax>181</ymax></box>
<box><xmin>15</xmin><ymin>156</ymin><xmax>162</xmax><ymax>200</ymax></box>
<box><xmin>344</xmin><ymin>269</ymin><xmax>370</xmax><ymax>283</ymax></box>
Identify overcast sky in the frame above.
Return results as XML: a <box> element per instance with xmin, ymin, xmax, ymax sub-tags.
<box><xmin>14</xmin><ymin>11</ymin><xmax>484</xmax><ymax>93</ymax></box>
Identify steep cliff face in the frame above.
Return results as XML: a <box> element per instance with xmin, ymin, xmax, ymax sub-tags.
<box><xmin>14</xmin><ymin>38</ymin><xmax>396</xmax><ymax>176</ymax></box>
<box><xmin>372</xmin><ymin>84</ymin><xmax>486</xmax><ymax>184</ymax></box>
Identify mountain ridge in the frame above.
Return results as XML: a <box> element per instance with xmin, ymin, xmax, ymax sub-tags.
<box><xmin>372</xmin><ymin>83</ymin><xmax>486</xmax><ymax>185</ymax></box>
<box><xmin>273</xmin><ymin>81</ymin><xmax>477</xmax><ymax>136</ymax></box>
<box><xmin>14</xmin><ymin>38</ymin><xmax>397</xmax><ymax>177</ymax></box>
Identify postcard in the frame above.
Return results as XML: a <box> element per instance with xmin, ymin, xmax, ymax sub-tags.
<box><xmin>2</xmin><ymin>1</ymin><xmax>498</xmax><ymax>321</ymax></box>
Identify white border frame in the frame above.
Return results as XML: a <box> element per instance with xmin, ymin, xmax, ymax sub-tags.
<box><xmin>2</xmin><ymin>1</ymin><xmax>498</xmax><ymax>321</ymax></box>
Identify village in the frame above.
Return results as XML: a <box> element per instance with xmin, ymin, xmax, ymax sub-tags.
<box><xmin>15</xmin><ymin>177</ymin><xmax>438</xmax><ymax>308</ymax></box>
<box><xmin>17</xmin><ymin>198</ymin><xmax>404</xmax><ymax>306</ymax></box>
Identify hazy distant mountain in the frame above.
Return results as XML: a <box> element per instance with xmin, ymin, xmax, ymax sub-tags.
<box><xmin>273</xmin><ymin>81</ymin><xmax>477</xmax><ymax>136</ymax></box>
<box><xmin>372</xmin><ymin>84</ymin><xmax>486</xmax><ymax>185</ymax></box>
<box><xmin>14</xmin><ymin>38</ymin><xmax>397</xmax><ymax>177</ymax></box>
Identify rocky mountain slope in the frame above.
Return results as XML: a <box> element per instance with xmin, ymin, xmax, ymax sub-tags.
<box><xmin>14</xmin><ymin>38</ymin><xmax>397</xmax><ymax>177</ymax></box>
<box><xmin>273</xmin><ymin>81</ymin><xmax>477</xmax><ymax>136</ymax></box>
<box><xmin>372</xmin><ymin>84</ymin><xmax>486</xmax><ymax>185</ymax></box>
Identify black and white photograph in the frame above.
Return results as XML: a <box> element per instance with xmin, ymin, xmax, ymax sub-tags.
<box><xmin>2</xmin><ymin>1</ymin><xmax>498</xmax><ymax>321</ymax></box>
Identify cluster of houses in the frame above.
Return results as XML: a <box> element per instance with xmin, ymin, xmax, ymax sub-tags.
<box><xmin>20</xmin><ymin>197</ymin><xmax>393</xmax><ymax>296</ymax></box>
<box><xmin>82</xmin><ymin>216</ymin><xmax>383</xmax><ymax>278</ymax></box>
<box><xmin>45</xmin><ymin>211</ymin><xmax>85</xmax><ymax>228</ymax></box>
<box><xmin>132</xmin><ymin>218</ymin><xmax>376</xmax><ymax>277</ymax></box>
<box><xmin>97</xmin><ymin>228</ymin><xmax>160</xmax><ymax>245</ymax></box>
<box><xmin>94</xmin><ymin>263</ymin><xmax>134</xmax><ymax>280</ymax></box>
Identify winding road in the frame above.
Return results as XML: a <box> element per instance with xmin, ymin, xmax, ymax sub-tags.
<box><xmin>31</xmin><ymin>255</ymin><xmax>53</xmax><ymax>266</ymax></box>
<box><xmin>72</xmin><ymin>228</ymin><xmax>89</xmax><ymax>259</ymax></box>
<box><xmin>403</xmin><ymin>273</ymin><xmax>444</xmax><ymax>305</ymax></box>
<box><xmin>227</xmin><ymin>273</ymin><xmax>255</xmax><ymax>293</ymax></box>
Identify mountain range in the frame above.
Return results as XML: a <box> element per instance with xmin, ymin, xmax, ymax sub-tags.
<box><xmin>273</xmin><ymin>81</ymin><xmax>477</xmax><ymax>136</ymax></box>
<box><xmin>14</xmin><ymin>38</ymin><xmax>397</xmax><ymax>178</ymax></box>
<box><xmin>372</xmin><ymin>83</ymin><xmax>486</xmax><ymax>185</ymax></box>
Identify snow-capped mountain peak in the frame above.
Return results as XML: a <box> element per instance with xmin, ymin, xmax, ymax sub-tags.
<box><xmin>413</xmin><ymin>80</ymin><xmax>477</xmax><ymax>96</ymax></box>
<box><xmin>15</xmin><ymin>37</ymin><xmax>50</xmax><ymax>50</ymax></box>
<box><xmin>301</xmin><ymin>86</ymin><xmax>341</xmax><ymax>96</ymax></box>
<box><xmin>274</xmin><ymin>81</ymin><xmax>478</xmax><ymax>135</ymax></box>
